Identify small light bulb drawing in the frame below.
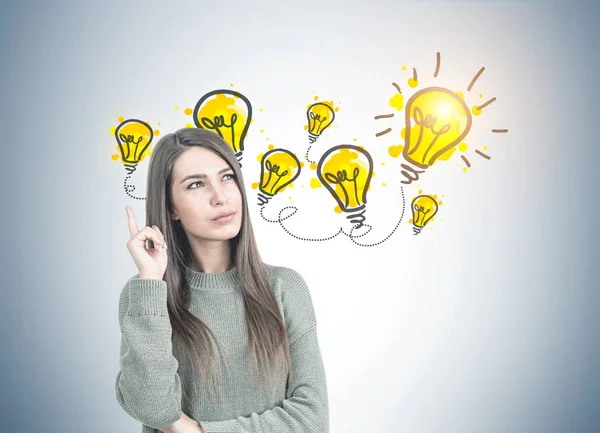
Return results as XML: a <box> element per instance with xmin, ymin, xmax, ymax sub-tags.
<box><xmin>115</xmin><ymin>119</ymin><xmax>154</xmax><ymax>175</ymax></box>
<box><xmin>316</xmin><ymin>144</ymin><xmax>373</xmax><ymax>228</ymax></box>
<box><xmin>307</xmin><ymin>102</ymin><xmax>335</xmax><ymax>144</ymax></box>
<box><xmin>404</xmin><ymin>86</ymin><xmax>472</xmax><ymax>169</ymax></box>
<box><xmin>193</xmin><ymin>89</ymin><xmax>252</xmax><ymax>166</ymax></box>
<box><xmin>411</xmin><ymin>194</ymin><xmax>438</xmax><ymax>235</ymax></box>
<box><xmin>257</xmin><ymin>148</ymin><xmax>301</xmax><ymax>206</ymax></box>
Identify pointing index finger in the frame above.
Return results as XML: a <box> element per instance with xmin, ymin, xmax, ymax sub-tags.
<box><xmin>125</xmin><ymin>205</ymin><xmax>139</xmax><ymax>237</ymax></box>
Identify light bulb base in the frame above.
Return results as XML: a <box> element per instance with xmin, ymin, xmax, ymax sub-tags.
<box><xmin>344</xmin><ymin>206</ymin><xmax>367</xmax><ymax>226</ymax></box>
<box><xmin>257</xmin><ymin>192</ymin><xmax>272</xmax><ymax>206</ymax></box>
<box><xmin>308</xmin><ymin>133</ymin><xmax>319</xmax><ymax>144</ymax></box>
<box><xmin>123</xmin><ymin>163</ymin><xmax>139</xmax><ymax>176</ymax></box>
<box><xmin>412</xmin><ymin>225</ymin><xmax>423</xmax><ymax>235</ymax></box>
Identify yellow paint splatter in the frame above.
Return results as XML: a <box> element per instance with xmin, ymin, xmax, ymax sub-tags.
<box><xmin>408</xmin><ymin>78</ymin><xmax>418</xmax><ymax>88</ymax></box>
<box><xmin>314</xmin><ymin>95</ymin><xmax>319</xmax><ymax>100</ymax></box>
<box><xmin>148</xmin><ymin>151</ymin><xmax>152</xmax><ymax>156</ymax></box>
<box><xmin>185</xmin><ymin>123</ymin><xmax>194</xmax><ymax>128</ymax></box>
<box><xmin>389</xmin><ymin>93</ymin><xmax>404</xmax><ymax>111</ymax></box>
<box><xmin>118</xmin><ymin>116</ymin><xmax>124</xmax><ymax>122</ymax></box>
<box><xmin>418</xmin><ymin>189</ymin><xmax>423</xmax><ymax>194</ymax></box>
<box><xmin>304</xmin><ymin>125</ymin><xmax>308</xmax><ymax>131</ymax></box>
<box><xmin>256</xmin><ymin>152</ymin><xmax>264</xmax><ymax>162</ymax></box>
<box><xmin>381</xmin><ymin>162</ymin><xmax>385</xmax><ymax>166</ymax></box>
<box><xmin>268</xmin><ymin>144</ymin><xmax>274</xmax><ymax>150</ymax></box>
<box><xmin>455</xmin><ymin>91</ymin><xmax>465</xmax><ymax>100</ymax></box>
<box><xmin>334</xmin><ymin>205</ymin><xmax>342</xmax><ymax>214</ymax></box>
<box><xmin>174</xmin><ymin>107</ymin><xmax>179</xmax><ymax>111</ymax></box>
<box><xmin>114</xmin><ymin>109</ymin><xmax>118</xmax><ymax>113</ymax></box>
<box><xmin>266</xmin><ymin>137</ymin><xmax>269</xmax><ymax>141</ymax></box>
<box><xmin>110</xmin><ymin>126</ymin><xmax>116</xmax><ymax>134</ymax></box>
<box><xmin>463</xmin><ymin>167</ymin><xmax>468</xmax><ymax>172</ymax></box>
<box><xmin>335</xmin><ymin>107</ymin><xmax>339</xmax><ymax>112</ymax></box>
<box><xmin>483</xmin><ymin>146</ymin><xmax>488</xmax><ymax>150</ymax></box>
<box><xmin>310</xmin><ymin>178</ymin><xmax>322</xmax><ymax>188</ymax></box>
<box><xmin>472</xmin><ymin>106</ymin><xmax>482</xmax><ymax>116</ymax></box>
<box><xmin>260</xmin><ymin>108</ymin><xmax>263</xmax><ymax>112</ymax></box>
<box><xmin>401</xmin><ymin>127</ymin><xmax>406</xmax><ymax>139</ymax></box>
<box><xmin>458</xmin><ymin>142</ymin><xmax>468</xmax><ymax>152</ymax></box>
<box><xmin>300</xmin><ymin>162</ymin><xmax>305</xmax><ymax>167</ymax></box>
<box><xmin>382</xmin><ymin>183</ymin><xmax>386</xmax><ymax>186</ymax></box>
<box><xmin>388</xmin><ymin>145</ymin><xmax>404</xmax><ymax>158</ymax></box>
<box><xmin>310</xmin><ymin>162</ymin><xmax>317</xmax><ymax>170</ymax></box>
<box><xmin>184</xmin><ymin>108</ymin><xmax>192</xmax><ymax>116</ymax></box>
<box><xmin>251</xmin><ymin>182</ymin><xmax>259</xmax><ymax>190</ymax></box>
<box><xmin>479</xmin><ymin>93</ymin><xmax>483</xmax><ymax>98</ymax></box>
<box><xmin>155</xmin><ymin>130</ymin><xmax>160</xmax><ymax>136</ymax></box>
<box><xmin>288</xmin><ymin>183</ymin><xmax>294</xmax><ymax>188</ymax></box>
<box><xmin>408</xmin><ymin>218</ymin><xmax>413</xmax><ymax>224</ymax></box>
<box><xmin>111</xmin><ymin>154</ymin><xmax>119</xmax><ymax>161</ymax></box>
<box><xmin>230</xmin><ymin>83</ymin><xmax>234</xmax><ymax>87</ymax></box>
<box><xmin>402</xmin><ymin>66</ymin><xmax>407</xmax><ymax>71</ymax></box>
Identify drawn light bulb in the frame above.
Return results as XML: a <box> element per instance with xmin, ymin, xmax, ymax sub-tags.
<box><xmin>257</xmin><ymin>149</ymin><xmax>301</xmax><ymax>206</ymax></box>
<box><xmin>193</xmin><ymin>89</ymin><xmax>252</xmax><ymax>166</ymax></box>
<box><xmin>307</xmin><ymin>102</ymin><xmax>335</xmax><ymax>144</ymax></box>
<box><xmin>115</xmin><ymin>119</ymin><xmax>153</xmax><ymax>175</ymax></box>
<box><xmin>411</xmin><ymin>194</ymin><xmax>438</xmax><ymax>235</ymax></box>
<box><xmin>403</xmin><ymin>86</ymin><xmax>472</xmax><ymax>169</ymax></box>
<box><xmin>317</xmin><ymin>144</ymin><xmax>373</xmax><ymax>227</ymax></box>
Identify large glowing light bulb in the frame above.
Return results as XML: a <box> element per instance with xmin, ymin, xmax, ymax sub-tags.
<box><xmin>317</xmin><ymin>144</ymin><xmax>373</xmax><ymax>227</ymax></box>
<box><xmin>257</xmin><ymin>148</ymin><xmax>301</xmax><ymax>206</ymax></box>
<box><xmin>404</xmin><ymin>86</ymin><xmax>472</xmax><ymax>168</ymax></box>
<box><xmin>193</xmin><ymin>89</ymin><xmax>252</xmax><ymax>165</ymax></box>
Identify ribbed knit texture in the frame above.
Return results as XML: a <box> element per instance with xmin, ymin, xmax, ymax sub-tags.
<box><xmin>115</xmin><ymin>264</ymin><xmax>329</xmax><ymax>433</ymax></box>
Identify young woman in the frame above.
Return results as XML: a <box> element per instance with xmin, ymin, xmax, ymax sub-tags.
<box><xmin>115</xmin><ymin>128</ymin><xmax>329</xmax><ymax>433</ymax></box>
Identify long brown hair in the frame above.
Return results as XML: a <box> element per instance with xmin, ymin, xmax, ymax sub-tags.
<box><xmin>144</xmin><ymin>128</ymin><xmax>293</xmax><ymax>404</ymax></box>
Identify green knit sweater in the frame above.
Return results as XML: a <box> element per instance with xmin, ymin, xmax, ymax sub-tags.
<box><xmin>115</xmin><ymin>264</ymin><xmax>329</xmax><ymax>433</ymax></box>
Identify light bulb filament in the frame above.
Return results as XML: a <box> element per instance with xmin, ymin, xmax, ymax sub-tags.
<box><xmin>324</xmin><ymin>167</ymin><xmax>361</xmax><ymax>208</ymax></box>
<box><xmin>309</xmin><ymin>112</ymin><xmax>328</xmax><ymax>135</ymax></box>
<box><xmin>408</xmin><ymin>106</ymin><xmax>451</xmax><ymax>161</ymax></box>
<box><xmin>262</xmin><ymin>160</ymin><xmax>290</xmax><ymax>194</ymax></box>
<box><xmin>201</xmin><ymin>113</ymin><xmax>239</xmax><ymax>151</ymax></box>
<box><xmin>119</xmin><ymin>133</ymin><xmax>143</xmax><ymax>159</ymax></box>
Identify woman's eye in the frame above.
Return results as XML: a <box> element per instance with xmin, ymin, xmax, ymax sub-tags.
<box><xmin>189</xmin><ymin>181</ymin><xmax>204</xmax><ymax>189</ymax></box>
<box><xmin>189</xmin><ymin>174</ymin><xmax>235</xmax><ymax>189</ymax></box>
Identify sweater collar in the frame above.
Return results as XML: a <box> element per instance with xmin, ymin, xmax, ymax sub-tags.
<box><xmin>185</xmin><ymin>266</ymin><xmax>240</xmax><ymax>292</ymax></box>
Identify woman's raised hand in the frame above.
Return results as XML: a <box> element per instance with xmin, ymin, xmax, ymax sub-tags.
<box><xmin>125</xmin><ymin>205</ymin><xmax>168</xmax><ymax>280</ymax></box>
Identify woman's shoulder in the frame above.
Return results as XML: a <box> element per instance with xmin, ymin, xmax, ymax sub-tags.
<box><xmin>264</xmin><ymin>264</ymin><xmax>308</xmax><ymax>287</ymax></box>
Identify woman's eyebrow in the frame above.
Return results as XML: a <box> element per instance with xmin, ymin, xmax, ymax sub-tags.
<box><xmin>180</xmin><ymin>167</ymin><xmax>233</xmax><ymax>184</ymax></box>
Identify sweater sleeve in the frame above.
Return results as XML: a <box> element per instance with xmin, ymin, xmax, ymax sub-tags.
<box><xmin>198</xmin><ymin>267</ymin><xmax>330</xmax><ymax>433</ymax></box>
<box><xmin>114</xmin><ymin>276</ymin><xmax>183</xmax><ymax>430</ymax></box>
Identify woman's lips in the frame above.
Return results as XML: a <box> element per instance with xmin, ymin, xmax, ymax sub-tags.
<box><xmin>213</xmin><ymin>212</ymin><xmax>235</xmax><ymax>222</ymax></box>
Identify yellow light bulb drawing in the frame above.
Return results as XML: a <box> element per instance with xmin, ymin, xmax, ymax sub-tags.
<box><xmin>194</xmin><ymin>89</ymin><xmax>252</xmax><ymax>166</ymax></box>
<box><xmin>115</xmin><ymin>119</ymin><xmax>153</xmax><ymax>175</ymax></box>
<box><xmin>411</xmin><ymin>194</ymin><xmax>438</xmax><ymax>235</ymax></box>
<box><xmin>404</xmin><ymin>86</ymin><xmax>472</xmax><ymax>168</ymax></box>
<box><xmin>307</xmin><ymin>102</ymin><xmax>335</xmax><ymax>143</ymax></box>
<box><xmin>317</xmin><ymin>145</ymin><xmax>373</xmax><ymax>228</ymax></box>
<box><xmin>257</xmin><ymin>149</ymin><xmax>301</xmax><ymax>206</ymax></box>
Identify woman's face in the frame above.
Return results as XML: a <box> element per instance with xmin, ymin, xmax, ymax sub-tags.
<box><xmin>170</xmin><ymin>146</ymin><xmax>242</xmax><ymax>242</ymax></box>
